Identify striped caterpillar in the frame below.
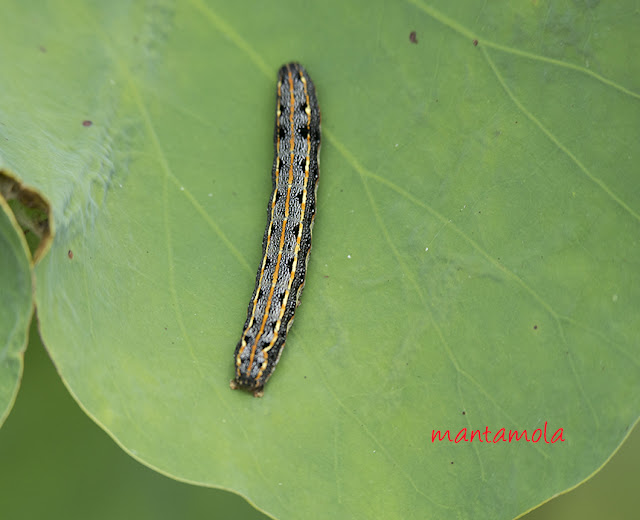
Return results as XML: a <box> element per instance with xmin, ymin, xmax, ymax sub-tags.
<box><xmin>230</xmin><ymin>62</ymin><xmax>321</xmax><ymax>397</ymax></box>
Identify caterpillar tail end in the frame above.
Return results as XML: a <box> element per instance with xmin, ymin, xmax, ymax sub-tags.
<box><xmin>229</xmin><ymin>378</ymin><xmax>265</xmax><ymax>398</ymax></box>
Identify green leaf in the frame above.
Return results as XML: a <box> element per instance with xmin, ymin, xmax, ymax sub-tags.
<box><xmin>1</xmin><ymin>1</ymin><xmax>639</xmax><ymax>519</ymax></box>
<box><xmin>0</xmin><ymin>189</ymin><xmax>32</xmax><ymax>427</ymax></box>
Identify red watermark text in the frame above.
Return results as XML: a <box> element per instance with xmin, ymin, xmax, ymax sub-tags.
<box><xmin>432</xmin><ymin>421</ymin><xmax>564</xmax><ymax>444</ymax></box>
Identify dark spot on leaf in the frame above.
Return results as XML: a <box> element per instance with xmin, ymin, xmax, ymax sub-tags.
<box><xmin>82</xmin><ymin>120</ymin><xmax>92</xmax><ymax>127</ymax></box>
<box><xmin>473</xmin><ymin>39</ymin><xmax>478</xmax><ymax>46</ymax></box>
<box><xmin>409</xmin><ymin>31</ymin><xmax>418</xmax><ymax>44</ymax></box>
<box><xmin>68</xmin><ymin>250</ymin><xmax>73</xmax><ymax>259</ymax></box>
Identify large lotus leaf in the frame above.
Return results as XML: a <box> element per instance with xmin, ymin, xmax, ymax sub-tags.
<box><xmin>0</xmin><ymin>1</ymin><xmax>638</xmax><ymax>519</ymax></box>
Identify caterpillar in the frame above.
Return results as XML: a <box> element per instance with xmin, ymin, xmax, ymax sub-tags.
<box><xmin>230</xmin><ymin>62</ymin><xmax>321</xmax><ymax>397</ymax></box>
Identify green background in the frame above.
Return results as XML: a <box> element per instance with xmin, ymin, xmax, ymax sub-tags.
<box><xmin>1</xmin><ymin>1</ymin><xmax>639</xmax><ymax>518</ymax></box>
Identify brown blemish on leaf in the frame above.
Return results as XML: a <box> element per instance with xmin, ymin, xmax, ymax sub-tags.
<box><xmin>0</xmin><ymin>170</ymin><xmax>52</xmax><ymax>262</ymax></box>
